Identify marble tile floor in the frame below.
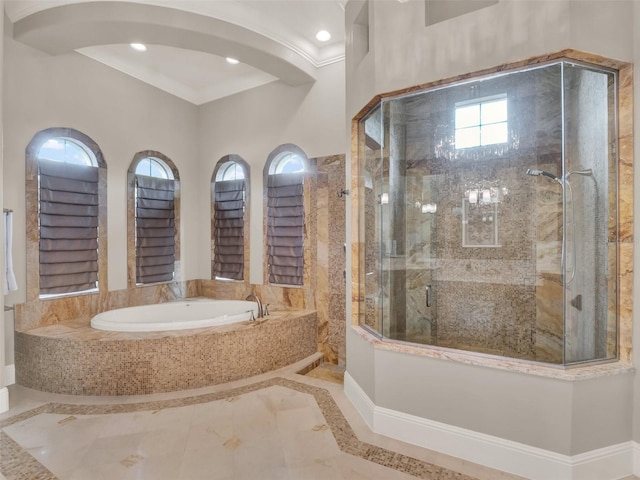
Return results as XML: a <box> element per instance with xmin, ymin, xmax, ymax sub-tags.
<box><xmin>1</xmin><ymin>355</ymin><xmax>528</xmax><ymax>480</ymax></box>
<box><xmin>303</xmin><ymin>363</ymin><xmax>345</xmax><ymax>384</ymax></box>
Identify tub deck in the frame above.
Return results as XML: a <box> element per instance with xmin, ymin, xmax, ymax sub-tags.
<box><xmin>15</xmin><ymin>310</ymin><xmax>318</xmax><ymax>396</ymax></box>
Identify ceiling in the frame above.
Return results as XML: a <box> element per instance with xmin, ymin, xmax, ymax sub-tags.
<box><xmin>5</xmin><ymin>0</ymin><xmax>347</xmax><ymax>105</ymax></box>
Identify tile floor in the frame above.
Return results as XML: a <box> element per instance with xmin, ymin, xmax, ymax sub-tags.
<box><xmin>0</xmin><ymin>357</ymin><xmax>541</xmax><ymax>479</ymax></box>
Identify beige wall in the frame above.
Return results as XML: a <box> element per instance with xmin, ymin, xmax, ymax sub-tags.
<box><xmin>345</xmin><ymin>0</ymin><xmax>638</xmax><ymax>455</ymax></box>
<box><xmin>197</xmin><ymin>61</ymin><xmax>346</xmax><ymax>283</ymax></box>
<box><xmin>3</xmin><ymin>32</ymin><xmax>200</xmax><ymax>298</ymax></box>
<box><xmin>347</xmin><ymin>0</ymin><xmax>634</xmax><ymax>120</ymax></box>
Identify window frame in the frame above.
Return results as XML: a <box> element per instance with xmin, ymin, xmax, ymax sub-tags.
<box><xmin>211</xmin><ymin>155</ymin><xmax>250</xmax><ymax>282</ymax></box>
<box><xmin>127</xmin><ymin>151</ymin><xmax>181</xmax><ymax>288</ymax></box>
<box><xmin>264</xmin><ymin>144</ymin><xmax>309</xmax><ymax>287</ymax></box>
<box><xmin>25</xmin><ymin>127</ymin><xmax>107</xmax><ymax>301</ymax></box>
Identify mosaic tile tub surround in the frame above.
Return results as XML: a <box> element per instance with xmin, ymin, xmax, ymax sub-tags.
<box><xmin>15</xmin><ymin>310</ymin><xmax>318</xmax><ymax>395</ymax></box>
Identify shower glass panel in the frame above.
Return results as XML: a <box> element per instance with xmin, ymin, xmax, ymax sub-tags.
<box><xmin>357</xmin><ymin>60</ymin><xmax>618</xmax><ymax>366</ymax></box>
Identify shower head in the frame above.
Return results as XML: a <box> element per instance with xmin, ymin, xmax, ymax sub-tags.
<box><xmin>525</xmin><ymin>168</ymin><xmax>563</xmax><ymax>184</ymax></box>
<box><xmin>565</xmin><ymin>169</ymin><xmax>593</xmax><ymax>179</ymax></box>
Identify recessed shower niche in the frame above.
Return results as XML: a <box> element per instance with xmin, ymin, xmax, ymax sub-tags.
<box><xmin>356</xmin><ymin>57</ymin><xmax>622</xmax><ymax>365</ymax></box>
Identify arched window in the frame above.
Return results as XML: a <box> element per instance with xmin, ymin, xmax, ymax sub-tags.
<box><xmin>37</xmin><ymin>138</ymin><xmax>96</xmax><ymax>166</ymax></box>
<box><xmin>268</xmin><ymin>152</ymin><xmax>306</xmax><ymax>175</ymax></box>
<box><xmin>128</xmin><ymin>152</ymin><xmax>179</xmax><ymax>285</ymax></box>
<box><xmin>26</xmin><ymin>128</ymin><xmax>106</xmax><ymax>298</ymax></box>
<box><xmin>134</xmin><ymin>157</ymin><xmax>174</xmax><ymax>179</ymax></box>
<box><xmin>211</xmin><ymin>156</ymin><xmax>249</xmax><ymax>281</ymax></box>
<box><xmin>265</xmin><ymin>145</ymin><xmax>308</xmax><ymax>286</ymax></box>
<box><xmin>216</xmin><ymin>160</ymin><xmax>245</xmax><ymax>181</ymax></box>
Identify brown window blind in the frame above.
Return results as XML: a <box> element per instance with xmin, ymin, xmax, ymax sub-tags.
<box><xmin>38</xmin><ymin>158</ymin><xmax>99</xmax><ymax>295</ymax></box>
<box><xmin>135</xmin><ymin>175</ymin><xmax>175</xmax><ymax>284</ymax></box>
<box><xmin>212</xmin><ymin>179</ymin><xmax>245</xmax><ymax>280</ymax></box>
<box><xmin>267</xmin><ymin>173</ymin><xmax>304</xmax><ymax>285</ymax></box>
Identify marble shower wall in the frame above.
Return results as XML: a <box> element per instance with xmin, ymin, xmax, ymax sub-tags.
<box><xmin>316</xmin><ymin>155</ymin><xmax>347</xmax><ymax>364</ymax></box>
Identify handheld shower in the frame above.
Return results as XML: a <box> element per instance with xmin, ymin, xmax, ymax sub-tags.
<box><xmin>525</xmin><ymin>168</ymin><xmax>563</xmax><ymax>184</ymax></box>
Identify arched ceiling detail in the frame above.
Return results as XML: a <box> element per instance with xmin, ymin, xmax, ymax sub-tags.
<box><xmin>12</xmin><ymin>1</ymin><xmax>317</xmax><ymax>87</ymax></box>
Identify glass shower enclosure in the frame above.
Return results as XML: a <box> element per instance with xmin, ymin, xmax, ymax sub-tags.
<box><xmin>358</xmin><ymin>60</ymin><xmax>618</xmax><ymax>365</ymax></box>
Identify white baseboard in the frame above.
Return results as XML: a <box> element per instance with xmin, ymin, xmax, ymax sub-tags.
<box><xmin>570</xmin><ymin>442</ymin><xmax>634</xmax><ymax>480</ymax></box>
<box><xmin>344</xmin><ymin>372</ymin><xmax>634</xmax><ymax>480</ymax></box>
<box><xmin>0</xmin><ymin>364</ymin><xmax>15</xmax><ymax>414</ymax></box>
<box><xmin>0</xmin><ymin>387</ymin><xmax>7</xmax><ymax>413</ymax></box>
<box><xmin>343</xmin><ymin>371</ymin><xmax>375</xmax><ymax>430</ymax></box>
<box><xmin>4</xmin><ymin>364</ymin><xmax>15</xmax><ymax>386</ymax></box>
<box><xmin>634</xmin><ymin>442</ymin><xmax>640</xmax><ymax>476</ymax></box>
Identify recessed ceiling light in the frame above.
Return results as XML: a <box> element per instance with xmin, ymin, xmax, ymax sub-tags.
<box><xmin>130</xmin><ymin>43</ymin><xmax>147</xmax><ymax>52</ymax></box>
<box><xmin>226</xmin><ymin>57</ymin><xmax>240</xmax><ymax>65</ymax></box>
<box><xmin>315</xmin><ymin>30</ymin><xmax>331</xmax><ymax>42</ymax></box>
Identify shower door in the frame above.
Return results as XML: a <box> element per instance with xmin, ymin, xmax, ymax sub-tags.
<box><xmin>562</xmin><ymin>63</ymin><xmax>618</xmax><ymax>364</ymax></box>
<box><xmin>371</xmin><ymin>67</ymin><xmax>560</xmax><ymax>360</ymax></box>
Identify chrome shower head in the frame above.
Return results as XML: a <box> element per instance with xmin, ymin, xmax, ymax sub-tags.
<box><xmin>565</xmin><ymin>169</ymin><xmax>593</xmax><ymax>179</ymax></box>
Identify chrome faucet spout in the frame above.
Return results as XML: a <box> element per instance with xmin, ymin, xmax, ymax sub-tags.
<box><xmin>245</xmin><ymin>294</ymin><xmax>263</xmax><ymax>319</ymax></box>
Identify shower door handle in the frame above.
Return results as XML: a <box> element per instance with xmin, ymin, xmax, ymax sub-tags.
<box><xmin>426</xmin><ymin>285</ymin><xmax>432</xmax><ymax>308</ymax></box>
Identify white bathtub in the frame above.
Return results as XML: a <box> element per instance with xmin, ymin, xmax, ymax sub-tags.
<box><xmin>91</xmin><ymin>299</ymin><xmax>260</xmax><ymax>332</ymax></box>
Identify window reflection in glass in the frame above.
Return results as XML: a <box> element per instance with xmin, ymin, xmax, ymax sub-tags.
<box><xmin>455</xmin><ymin>96</ymin><xmax>508</xmax><ymax>149</ymax></box>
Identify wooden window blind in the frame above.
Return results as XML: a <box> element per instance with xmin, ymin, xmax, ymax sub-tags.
<box><xmin>38</xmin><ymin>159</ymin><xmax>99</xmax><ymax>295</ymax></box>
<box><xmin>135</xmin><ymin>175</ymin><xmax>175</xmax><ymax>284</ymax></box>
<box><xmin>266</xmin><ymin>173</ymin><xmax>304</xmax><ymax>285</ymax></box>
<box><xmin>212</xmin><ymin>179</ymin><xmax>245</xmax><ymax>280</ymax></box>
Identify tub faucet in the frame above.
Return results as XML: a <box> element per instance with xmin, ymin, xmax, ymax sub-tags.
<box><xmin>245</xmin><ymin>294</ymin><xmax>263</xmax><ymax>319</ymax></box>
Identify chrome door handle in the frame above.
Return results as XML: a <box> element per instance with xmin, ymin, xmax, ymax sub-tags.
<box><xmin>426</xmin><ymin>285</ymin><xmax>432</xmax><ymax>308</ymax></box>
